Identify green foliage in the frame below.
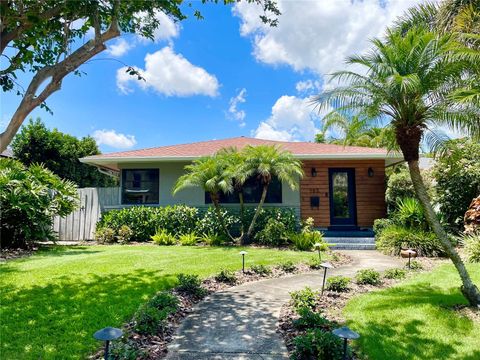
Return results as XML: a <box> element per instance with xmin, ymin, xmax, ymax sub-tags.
<box><xmin>373</xmin><ymin>218</ymin><xmax>394</xmax><ymax>236</ymax></box>
<box><xmin>176</xmin><ymin>274</ymin><xmax>207</xmax><ymax>298</ymax></box>
<box><xmin>133</xmin><ymin>304</ymin><xmax>171</xmax><ymax>335</ymax></box>
<box><xmin>214</xmin><ymin>269</ymin><xmax>237</xmax><ymax>284</ymax></box>
<box><xmin>200</xmin><ymin>232</ymin><xmax>228</xmax><ymax>246</ymax></box>
<box><xmin>117</xmin><ymin>225</ymin><xmax>133</xmax><ymax>244</ymax></box>
<box><xmin>383</xmin><ymin>268</ymin><xmax>407</xmax><ymax>280</ymax></box>
<box><xmin>293</xmin><ymin>307</ymin><xmax>331</xmax><ymax>330</ymax></box>
<box><xmin>279</xmin><ymin>261</ymin><xmax>297</xmax><ymax>273</ymax></box>
<box><xmin>396</xmin><ymin>197</ymin><xmax>428</xmax><ymax>230</ymax></box>
<box><xmin>433</xmin><ymin>139</ymin><xmax>480</xmax><ymax>232</ymax></box>
<box><xmin>178</xmin><ymin>232</ymin><xmax>198</xmax><ymax>246</ymax></box>
<box><xmin>12</xmin><ymin>119</ymin><xmax>115</xmax><ymax>187</ymax></box>
<box><xmin>290</xmin><ymin>287</ymin><xmax>318</xmax><ymax>311</ymax></box>
<box><xmin>0</xmin><ymin>158</ymin><xmax>78</xmax><ymax>247</ymax></box>
<box><xmin>463</xmin><ymin>233</ymin><xmax>480</xmax><ymax>263</ymax></box>
<box><xmin>408</xmin><ymin>260</ymin><xmax>424</xmax><ymax>271</ymax></box>
<box><xmin>250</xmin><ymin>264</ymin><xmax>272</xmax><ymax>276</ymax></box>
<box><xmin>196</xmin><ymin>207</ymin><xmax>240</xmax><ymax>238</ymax></box>
<box><xmin>151</xmin><ymin>229</ymin><xmax>177</xmax><ymax>246</ymax></box>
<box><xmin>355</xmin><ymin>268</ymin><xmax>382</xmax><ymax>285</ymax></box>
<box><xmin>95</xmin><ymin>227</ymin><xmax>115</xmax><ymax>244</ymax></box>
<box><xmin>376</xmin><ymin>224</ymin><xmax>444</xmax><ymax>257</ymax></box>
<box><xmin>109</xmin><ymin>339</ymin><xmax>145</xmax><ymax>360</ymax></box>
<box><xmin>254</xmin><ymin>218</ymin><xmax>288</xmax><ymax>246</ymax></box>
<box><xmin>148</xmin><ymin>291</ymin><xmax>179</xmax><ymax>311</ymax></box>
<box><xmin>308</xmin><ymin>257</ymin><xmax>323</xmax><ymax>269</ymax></box>
<box><xmin>244</xmin><ymin>207</ymin><xmax>298</xmax><ymax>237</ymax></box>
<box><xmin>386</xmin><ymin>168</ymin><xmax>417</xmax><ymax>212</ymax></box>
<box><xmin>326</xmin><ymin>276</ymin><xmax>351</xmax><ymax>292</ymax></box>
<box><xmin>292</xmin><ymin>328</ymin><xmax>347</xmax><ymax>360</ymax></box>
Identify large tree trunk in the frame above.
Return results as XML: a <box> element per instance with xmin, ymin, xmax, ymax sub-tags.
<box><xmin>246</xmin><ymin>184</ymin><xmax>269</xmax><ymax>239</ymax></box>
<box><xmin>408</xmin><ymin>160</ymin><xmax>480</xmax><ymax>305</ymax></box>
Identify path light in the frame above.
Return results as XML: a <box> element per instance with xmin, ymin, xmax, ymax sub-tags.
<box><xmin>314</xmin><ymin>243</ymin><xmax>323</xmax><ymax>262</ymax></box>
<box><xmin>93</xmin><ymin>327</ymin><xmax>123</xmax><ymax>360</ymax></box>
<box><xmin>320</xmin><ymin>262</ymin><xmax>334</xmax><ymax>296</ymax></box>
<box><xmin>401</xmin><ymin>249</ymin><xmax>417</xmax><ymax>269</ymax></box>
<box><xmin>239</xmin><ymin>251</ymin><xmax>247</xmax><ymax>273</ymax></box>
<box><xmin>333</xmin><ymin>326</ymin><xmax>360</xmax><ymax>360</ymax></box>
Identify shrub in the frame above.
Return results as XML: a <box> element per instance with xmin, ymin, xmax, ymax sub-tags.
<box><xmin>396</xmin><ymin>197</ymin><xmax>428</xmax><ymax>230</ymax></box>
<box><xmin>215</xmin><ymin>268</ymin><xmax>237</xmax><ymax>284</ymax></box>
<box><xmin>151</xmin><ymin>229</ymin><xmax>177</xmax><ymax>245</ymax></box>
<box><xmin>0</xmin><ymin>159</ymin><xmax>78</xmax><ymax>248</ymax></box>
<box><xmin>373</xmin><ymin>218</ymin><xmax>394</xmax><ymax>236</ymax></box>
<box><xmin>383</xmin><ymin>268</ymin><xmax>407</xmax><ymax>280</ymax></box>
<box><xmin>110</xmin><ymin>339</ymin><xmax>146</xmax><ymax>360</ymax></box>
<box><xmin>463</xmin><ymin>233</ymin><xmax>480</xmax><ymax>263</ymax></box>
<box><xmin>178</xmin><ymin>232</ymin><xmax>198</xmax><ymax>246</ymax></box>
<box><xmin>289</xmin><ymin>232</ymin><xmax>317</xmax><ymax>251</ymax></box>
<box><xmin>196</xmin><ymin>207</ymin><xmax>240</xmax><ymax>237</ymax></box>
<box><xmin>292</xmin><ymin>328</ymin><xmax>347</xmax><ymax>360</ymax></box>
<box><xmin>148</xmin><ymin>291</ymin><xmax>179</xmax><ymax>311</ymax></box>
<box><xmin>355</xmin><ymin>268</ymin><xmax>381</xmax><ymax>285</ymax></box>
<box><xmin>176</xmin><ymin>273</ymin><xmax>207</xmax><ymax>298</ymax></box>
<box><xmin>200</xmin><ymin>232</ymin><xmax>228</xmax><ymax>246</ymax></box>
<box><xmin>376</xmin><ymin>224</ymin><xmax>444</xmax><ymax>257</ymax></box>
<box><xmin>254</xmin><ymin>218</ymin><xmax>288</xmax><ymax>246</ymax></box>
<box><xmin>279</xmin><ymin>261</ymin><xmax>297</xmax><ymax>273</ymax></box>
<box><xmin>326</xmin><ymin>276</ymin><xmax>350</xmax><ymax>292</ymax></box>
<box><xmin>244</xmin><ymin>207</ymin><xmax>298</xmax><ymax>237</ymax></box>
<box><xmin>408</xmin><ymin>260</ymin><xmax>423</xmax><ymax>270</ymax></box>
<box><xmin>290</xmin><ymin>287</ymin><xmax>317</xmax><ymax>311</ymax></box>
<box><xmin>293</xmin><ymin>307</ymin><xmax>331</xmax><ymax>330</ymax></box>
<box><xmin>250</xmin><ymin>264</ymin><xmax>272</xmax><ymax>276</ymax></box>
<box><xmin>95</xmin><ymin>227</ymin><xmax>115</xmax><ymax>244</ymax></box>
<box><xmin>117</xmin><ymin>225</ymin><xmax>133</xmax><ymax>244</ymax></box>
<box><xmin>308</xmin><ymin>257</ymin><xmax>322</xmax><ymax>269</ymax></box>
<box><xmin>386</xmin><ymin>168</ymin><xmax>417</xmax><ymax>212</ymax></box>
<box><xmin>133</xmin><ymin>305</ymin><xmax>170</xmax><ymax>335</ymax></box>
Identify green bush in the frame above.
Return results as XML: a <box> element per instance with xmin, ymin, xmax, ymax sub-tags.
<box><xmin>176</xmin><ymin>274</ymin><xmax>207</xmax><ymax>298</ymax></box>
<box><xmin>293</xmin><ymin>307</ymin><xmax>331</xmax><ymax>330</ymax></box>
<box><xmin>279</xmin><ymin>260</ymin><xmax>297</xmax><ymax>273</ymax></box>
<box><xmin>109</xmin><ymin>339</ymin><xmax>145</xmax><ymax>360</ymax></box>
<box><xmin>200</xmin><ymin>232</ymin><xmax>228</xmax><ymax>246</ymax></box>
<box><xmin>95</xmin><ymin>227</ymin><xmax>116</xmax><ymax>244</ymax></box>
<box><xmin>133</xmin><ymin>305</ymin><xmax>171</xmax><ymax>335</ymax></box>
<box><xmin>244</xmin><ymin>207</ymin><xmax>298</xmax><ymax>237</ymax></box>
<box><xmin>254</xmin><ymin>218</ymin><xmax>288</xmax><ymax>246</ymax></box>
<box><xmin>117</xmin><ymin>225</ymin><xmax>133</xmax><ymax>244</ymax></box>
<box><xmin>289</xmin><ymin>232</ymin><xmax>316</xmax><ymax>251</ymax></box>
<box><xmin>355</xmin><ymin>268</ymin><xmax>381</xmax><ymax>285</ymax></box>
<box><xmin>383</xmin><ymin>268</ymin><xmax>407</xmax><ymax>280</ymax></box>
<box><xmin>408</xmin><ymin>260</ymin><xmax>423</xmax><ymax>270</ymax></box>
<box><xmin>326</xmin><ymin>276</ymin><xmax>350</xmax><ymax>292</ymax></box>
<box><xmin>386</xmin><ymin>168</ymin><xmax>417</xmax><ymax>212</ymax></box>
<box><xmin>148</xmin><ymin>291</ymin><xmax>179</xmax><ymax>310</ymax></box>
<box><xmin>250</xmin><ymin>264</ymin><xmax>272</xmax><ymax>276</ymax></box>
<box><xmin>396</xmin><ymin>197</ymin><xmax>428</xmax><ymax>230</ymax></box>
<box><xmin>215</xmin><ymin>268</ymin><xmax>237</xmax><ymax>284</ymax></box>
<box><xmin>292</xmin><ymin>328</ymin><xmax>347</xmax><ymax>360</ymax></box>
<box><xmin>376</xmin><ymin>224</ymin><xmax>444</xmax><ymax>257</ymax></box>
<box><xmin>0</xmin><ymin>159</ymin><xmax>78</xmax><ymax>248</ymax></box>
<box><xmin>463</xmin><ymin>234</ymin><xmax>480</xmax><ymax>263</ymax></box>
<box><xmin>373</xmin><ymin>218</ymin><xmax>394</xmax><ymax>236</ymax></box>
<box><xmin>151</xmin><ymin>229</ymin><xmax>177</xmax><ymax>245</ymax></box>
<box><xmin>196</xmin><ymin>207</ymin><xmax>240</xmax><ymax>237</ymax></box>
<box><xmin>290</xmin><ymin>287</ymin><xmax>318</xmax><ymax>311</ymax></box>
<box><xmin>308</xmin><ymin>257</ymin><xmax>322</xmax><ymax>269</ymax></box>
<box><xmin>178</xmin><ymin>232</ymin><xmax>198</xmax><ymax>246</ymax></box>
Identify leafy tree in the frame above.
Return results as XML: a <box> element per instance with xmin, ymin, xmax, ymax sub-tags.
<box><xmin>314</xmin><ymin>27</ymin><xmax>480</xmax><ymax>305</ymax></box>
<box><xmin>12</xmin><ymin>118</ymin><xmax>116</xmax><ymax>187</ymax></box>
<box><xmin>0</xmin><ymin>0</ymin><xmax>280</xmax><ymax>152</ymax></box>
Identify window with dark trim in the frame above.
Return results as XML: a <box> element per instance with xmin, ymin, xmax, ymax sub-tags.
<box><xmin>121</xmin><ymin>169</ymin><xmax>159</xmax><ymax>205</ymax></box>
<box><xmin>205</xmin><ymin>176</ymin><xmax>282</xmax><ymax>204</ymax></box>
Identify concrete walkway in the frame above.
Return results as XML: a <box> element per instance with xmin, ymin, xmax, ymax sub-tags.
<box><xmin>166</xmin><ymin>251</ymin><xmax>402</xmax><ymax>360</ymax></box>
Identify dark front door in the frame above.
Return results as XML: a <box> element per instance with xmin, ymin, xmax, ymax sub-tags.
<box><xmin>328</xmin><ymin>168</ymin><xmax>357</xmax><ymax>226</ymax></box>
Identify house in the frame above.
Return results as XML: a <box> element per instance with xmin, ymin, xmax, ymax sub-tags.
<box><xmin>80</xmin><ymin>136</ymin><xmax>403</xmax><ymax>231</ymax></box>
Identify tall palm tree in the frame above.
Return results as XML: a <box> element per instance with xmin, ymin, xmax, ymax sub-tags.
<box><xmin>322</xmin><ymin>113</ymin><xmax>371</xmax><ymax>146</ymax></box>
<box><xmin>242</xmin><ymin>145</ymin><xmax>304</xmax><ymax>240</ymax></box>
<box><xmin>313</xmin><ymin>27</ymin><xmax>480</xmax><ymax>305</ymax></box>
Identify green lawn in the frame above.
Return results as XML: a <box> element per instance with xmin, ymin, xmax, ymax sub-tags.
<box><xmin>344</xmin><ymin>263</ymin><xmax>480</xmax><ymax>360</ymax></box>
<box><xmin>0</xmin><ymin>245</ymin><xmax>315</xmax><ymax>360</ymax></box>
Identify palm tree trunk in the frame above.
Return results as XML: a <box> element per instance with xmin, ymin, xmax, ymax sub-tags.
<box><xmin>408</xmin><ymin>160</ymin><xmax>480</xmax><ymax>306</ymax></box>
<box><xmin>238</xmin><ymin>191</ymin><xmax>246</xmax><ymax>245</ymax></box>
<box><xmin>211</xmin><ymin>194</ymin><xmax>236</xmax><ymax>243</ymax></box>
<box><xmin>246</xmin><ymin>184</ymin><xmax>269</xmax><ymax>239</ymax></box>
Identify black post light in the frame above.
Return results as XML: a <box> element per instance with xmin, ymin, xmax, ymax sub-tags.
<box><xmin>320</xmin><ymin>262</ymin><xmax>334</xmax><ymax>296</ymax></box>
<box><xmin>239</xmin><ymin>251</ymin><xmax>247</xmax><ymax>273</ymax></box>
<box><xmin>94</xmin><ymin>327</ymin><xmax>123</xmax><ymax>360</ymax></box>
<box><xmin>405</xmin><ymin>249</ymin><xmax>416</xmax><ymax>269</ymax></box>
<box><xmin>332</xmin><ymin>326</ymin><xmax>360</xmax><ymax>360</ymax></box>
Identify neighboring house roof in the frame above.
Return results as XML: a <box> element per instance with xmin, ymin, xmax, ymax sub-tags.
<box><xmin>0</xmin><ymin>148</ymin><xmax>14</xmax><ymax>158</ymax></box>
<box><xmin>419</xmin><ymin>157</ymin><xmax>436</xmax><ymax>170</ymax></box>
<box><xmin>80</xmin><ymin>136</ymin><xmax>403</xmax><ymax>169</ymax></box>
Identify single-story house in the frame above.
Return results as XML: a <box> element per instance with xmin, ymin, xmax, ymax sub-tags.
<box><xmin>80</xmin><ymin>136</ymin><xmax>403</xmax><ymax>230</ymax></box>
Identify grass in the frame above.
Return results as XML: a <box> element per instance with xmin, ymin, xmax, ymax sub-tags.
<box><xmin>0</xmin><ymin>245</ymin><xmax>316</xmax><ymax>360</ymax></box>
<box><xmin>344</xmin><ymin>263</ymin><xmax>480</xmax><ymax>360</ymax></box>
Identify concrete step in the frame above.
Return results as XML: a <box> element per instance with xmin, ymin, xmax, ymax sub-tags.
<box><xmin>329</xmin><ymin>243</ymin><xmax>376</xmax><ymax>250</ymax></box>
<box><xmin>325</xmin><ymin>237</ymin><xmax>375</xmax><ymax>244</ymax></box>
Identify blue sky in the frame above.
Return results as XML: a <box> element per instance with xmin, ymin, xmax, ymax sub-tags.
<box><xmin>1</xmin><ymin>0</ymin><xmax>422</xmax><ymax>153</ymax></box>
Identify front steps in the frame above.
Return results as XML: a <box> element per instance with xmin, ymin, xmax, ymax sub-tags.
<box><xmin>324</xmin><ymin>236</ymin><xmax>376</xmax><ymax>250</ymax></box>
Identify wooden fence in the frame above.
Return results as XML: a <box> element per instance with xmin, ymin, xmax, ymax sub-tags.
<box><xmin>53</xmin><ymin>187</ymin><xmax>119</xmax><ymax>241</ymax></box>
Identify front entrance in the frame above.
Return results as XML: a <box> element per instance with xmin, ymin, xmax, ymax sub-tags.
<box><xmin>328</xmin><ymin>168</ymin><xmax>357</xmax><ymax>227</ymax></box>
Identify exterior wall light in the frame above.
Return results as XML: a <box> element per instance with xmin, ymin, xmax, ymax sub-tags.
<box><xmin>368</xmin><ymin>167</ymin><xmax>374</xmax><ymax>177</ymax></box>
<box><xmin>311</xmin><ymin>167</ymin><xmax>317</xmax><ymax>177</ymax></box>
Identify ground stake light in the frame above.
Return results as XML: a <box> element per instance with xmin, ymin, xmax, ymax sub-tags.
<box><xmin>332</xmin><ymin>326</ymin><xmax>360</xmax><ymax>360</ymax></box>
<box><xmin>239</xmin><ymin>251</ymin><xmax>247</xmax><ymax>273</ymax></box>
<box><xmin>320</xmin><ymin>262</ymin><xmax>334</xmax><ymax>296</ymax></box>
<box><xmin>93</xmin><ymin>327</ymin><xmax>123</xmax><ymax>360</ymax></box>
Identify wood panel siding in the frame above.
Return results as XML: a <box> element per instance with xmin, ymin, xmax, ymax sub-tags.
<box><xmin>300</xmin><ymin>160</ymin><xmax>386</xmax><ymax>227</ymax></box>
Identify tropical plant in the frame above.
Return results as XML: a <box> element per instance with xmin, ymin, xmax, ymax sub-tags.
<box><xmin>151</xmin><ymin>229</ymin><xmax>176</xmax><ymax>246</ymax></box>
<box><xmin>178</xmin><ymin>232</ymin><xmax>198</xmax><ymax>246</ymax></box>
<box><xmin>313</xmin><ymin>25</ymin><xmax>480</xmax><ymax>304</ymax></box>
<box><xmin>396</xmin><ymin>197</ymin><xmax>428</xmax><ymax>230</ymax></box>
<box><xmin>254</xmin><ymin>218</ymin><xmax>289</xmax><ymax>246</ymax></box>
<box><xmin>462</xmin><ymin>233</ymin><xmax>480</xmax><ymax>263</ymax></box>
<box><xmin>355</xmin><ymin>268</ymin><xmax>382</xmax><ymax>285</ymax></box>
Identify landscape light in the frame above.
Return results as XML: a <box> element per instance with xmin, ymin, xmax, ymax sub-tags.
<box><xmin>320</xmin><ymin>262</ymin><xmax>334</xmax><ymax>296</ymax></box>
<box><xmin>332</xmin><ymin>326</ymin><xmax>360</xmax><ymax>360</ymax></box>
<box><xmin>93</xmin><ymin>327</ymin><xmax>123</xmax><ymax>360</ymax></box>
<box><xmin>239</xmin><ymin>251</ymin><xmax>247</xmax><ymax>273</ymax></box>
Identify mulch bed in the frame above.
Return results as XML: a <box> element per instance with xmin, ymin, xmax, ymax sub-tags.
<box><xmin>0</xmin><ymin>246</ymin><xmax>39</xmax><ymax>261</ymax></box>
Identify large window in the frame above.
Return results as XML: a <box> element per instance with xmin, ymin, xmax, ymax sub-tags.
<box><xmin>205</xmin><ymin>176</ymin><xmax>282</xmax><ymax>204</ymax></box>
<box><xmin>121</xmin><ymin>169</ymin><xmax>159</xmax><ymax>205</ymax></box>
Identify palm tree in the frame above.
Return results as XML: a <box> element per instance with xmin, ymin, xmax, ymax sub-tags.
<box><xmin>313</xmin><ymin>27</ymin><xmax>480</xmax><ymax>305</ymax></box>
<box><xmin>322</xmin><ymin>113</ymin><xmax>371</xmax><ymax>146</ymax></box>
<box><xmin>173</xmin><ymin>155</ymin><xmax>236</xmax><ymax>241</ymax></box>
<box><xmin>242</xmin><ymin>145</ymin><xmax>304</xmax><ymax>240</ymax></box>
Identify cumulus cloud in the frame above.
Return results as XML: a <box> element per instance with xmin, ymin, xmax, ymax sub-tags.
<box><xmin>107</xmin><ymin>38</ymin><xmax>134</xmax><ymax>57</ymax></box>
<box><xmin>233</xmin><ymin>0</ymin><xmax>421</xmax><ymax>75</ymax></box>
<box><xmin>137</xmin><ymin>10</ymin><xmax>180</xmax><ymax>43</ymax></box>
<box><xmin>116</xmin><ymin>46</ymin><xmax>219</xmax><ymax>97</ymax></box>
<box><xmin>296</xmin><ymin>80</ymin><xmax>322</xmax><ymax>95</ymax></box>
<box><xmin>227</xmin><ymin>88</ymin><xmax>247</xmax><ymax>127</ymax></box>
<box><xmin>93</xmin><ymin>129</ymin><xmax>137</xmax><ymax>149</ymax></box>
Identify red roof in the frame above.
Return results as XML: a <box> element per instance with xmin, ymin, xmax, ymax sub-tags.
<box><xmin>86</xmin><ymin>136</ymin><xmax>389</xmax><ymax>159</ymax></box>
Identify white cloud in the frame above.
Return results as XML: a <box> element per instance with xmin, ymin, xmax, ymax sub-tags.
<box><xmin>137</xmin><ymin>10</ymin><xmax>180</xmax><ymax>43</ymax></box>
<box><xmin>227</xmin><ymin>88</ymin><xmax>247</xmax><ymax>127</ymax></box>
<box><xmin>296</xmin><ymin>80</ymin><xmax>322</xmax><ymax>95</ymax></box>
<box><xmin>107</xmin><ymin>38</ymin><xmax>133</xmax><ymax>57</ymax></box>
<box><xmin>93</xmin><ymin>129</ymin><xmax>137</xmax><ymax>149</ymax></box>
<box><xmin>116</xmin><ymin>46</ymin><xmax>219</xmax><ymax>97</ymax></box>
<box><xmin>233</xmin><ymin>0</ymin><xmax>422</xmax><ymax>75</ymax></box>
<box><xmin>253</xmin><ymin>95</ymin><xmax>324</xmax><ymax>141</ymax></box>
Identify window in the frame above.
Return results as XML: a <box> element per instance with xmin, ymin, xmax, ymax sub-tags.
<box><xmin>205</xmin><ymin>176</ymin><xmax>282</xmax><ymax>204</ymax></box>
<box><xmin>121</xmin><ymin>169</ymin><xmax>159</xmax><ymax>205</ymax></box>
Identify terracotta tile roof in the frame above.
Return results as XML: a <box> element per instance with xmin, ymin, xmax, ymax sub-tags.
<box><xmin>86</xmin><ymin>136</ymin><xmax>390</xmax><ymax>159</ymax></box>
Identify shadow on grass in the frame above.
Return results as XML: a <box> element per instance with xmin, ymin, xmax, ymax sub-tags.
<box><xmin>347</xmin><ymin>283</ymin><xmax>480</xmax><ymax>360</ymax></box>
<box><xmin>1</xmin><ymin>269</ymin><xmax>177</xmax><ymax>360</ymax></box>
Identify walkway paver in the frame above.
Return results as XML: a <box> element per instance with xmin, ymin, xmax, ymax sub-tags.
<box><xmin>166</xmin><ymin>250</ymin><xmax>402</xmax><ymax>360</ymax></box>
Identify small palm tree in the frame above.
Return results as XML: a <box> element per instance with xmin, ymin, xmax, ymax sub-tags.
<box><xmin>314</xmin><ymin>27</ymin><xmax>480</xmax><ymax>305</ymax></box>
<box><xmin>322</xmin><ymin>113</ymin><xmax>371</xmax><ymax>146</ymax></box>
<box><xmin>242</xmin><ymin>145</ymin><xmax>304</xmax><ymax>240</ymax></box>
